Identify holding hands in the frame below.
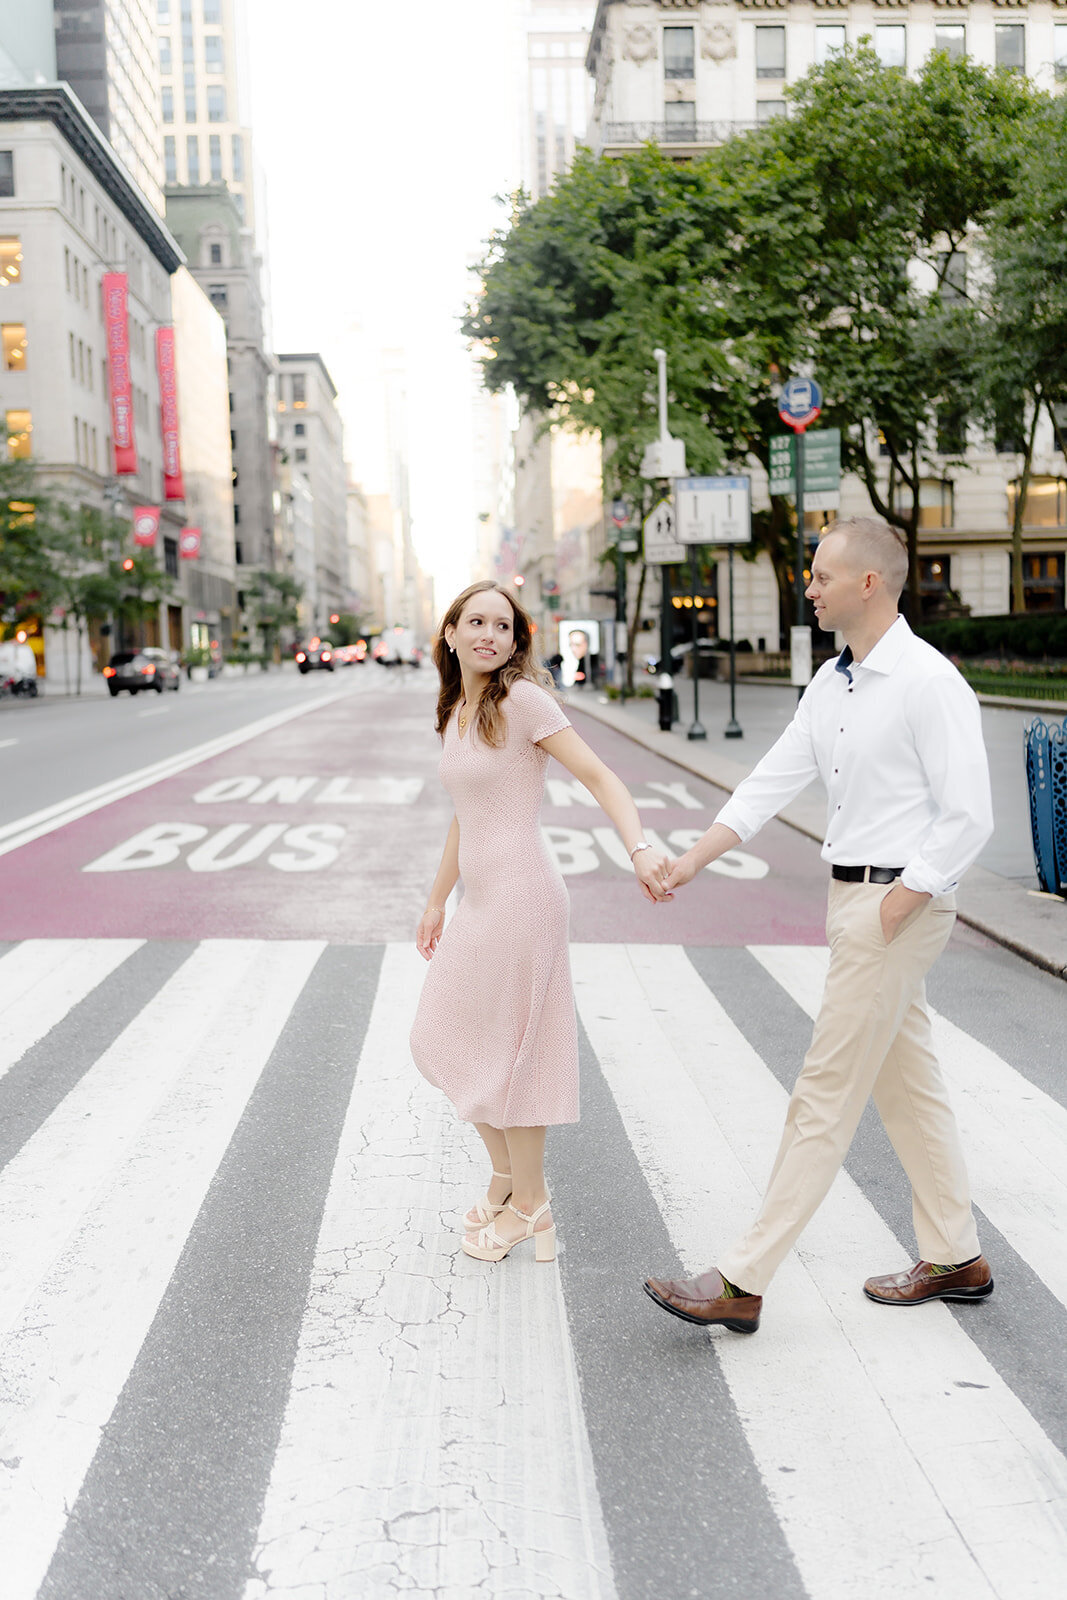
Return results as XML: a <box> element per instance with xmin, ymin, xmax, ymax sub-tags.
<box><xmin>631</xmin><ymin>845</ymin><xmax>676</xmax><ymax>904</ymax></box>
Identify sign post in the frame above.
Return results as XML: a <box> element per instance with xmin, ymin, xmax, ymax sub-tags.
<box><xmin>643</xmin><ymin>499</ymin><xmax>685</xmax><ymax>726</ymax></box>
<box><xmin>672</xmin><ymin>476</ymin><xmax>752</xmax><ymax>741</ymax></box>
<box><xmin>777</xmin><ymin>377</ymin><xmax>824</xmax><ymax>698</ymax></box>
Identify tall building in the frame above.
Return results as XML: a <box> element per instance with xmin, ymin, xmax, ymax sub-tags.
<box><xmin>522</xmin><ymin>0</ymin><xmax>596</xmax><ymax>202</ymax></box>
<box><xmin>276</xmin><ymin>352</ymin><xmax>347</xmax><ymax>629</ymax></box>
<box><xmin>155</xmin><ymin>0</ymin><xmax>254</xmax><ymax>229</ymax></box>
<box><xmin>587</xmin><ymin>0</ymin><xmax>1067</xmax><ymax>632</ymax></box>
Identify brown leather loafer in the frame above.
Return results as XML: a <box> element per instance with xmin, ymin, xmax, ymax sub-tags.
<box><xmin>864</xmin><ymin>1256</ymin><xmax>993</xmax><ymax>1306</ymax></box>
<box><xmin>644</xmin><ymin>1268</ymin><xmax>762</xmax><ymax>1333</ymax></box>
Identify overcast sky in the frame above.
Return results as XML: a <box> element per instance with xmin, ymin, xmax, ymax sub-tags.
<box><xmin>246</xmin><ymin>1</ymin><xmax>523</xmax><ymax>603</ymax></box>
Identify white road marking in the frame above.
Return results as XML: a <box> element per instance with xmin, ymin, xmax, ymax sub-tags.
<box><xmin>0</xmin><ymin>940</ymin><xmax>324</xmax><ymax>1600</ymax></box>
<box><xmin>573</xmin><ymin>944</ymin><xmax>1067</xmax><ymax>1600</ymax></box>
<box><xmin>136</xmin><ymin>703</ymin><xmax>170</xmax><ymax>717</ymax></box>
<box><xmin>0</xmin><ymin>738</ymin><xmax>18</xmax><ymax>749</ymax></box>
<box><xmin>245</xmin><ymin>945</ymin><xmax>617</xmax><ymax>1600</ymax></box>
<box><xmin>0</xmin><ymin>690</ymin><xmax>345</xmax><ymax>859</ymax></box>
<box><xmin>749</xmin><ymin>943</ymin><xmax>1067</xmax><ymax>1316</ymax></box>
<box><xmin>0</xmin><ymin>939</ymin><xmax>142</xmax><ymax>1080</ymax></box>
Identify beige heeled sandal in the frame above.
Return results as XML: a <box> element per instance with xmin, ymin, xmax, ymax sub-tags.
<box><xmin>461</xmin><ymin>1198</ymin><xmax>556</xmax><ymax>1263</ymax></box>
<box><xmin>463</xmin><ymin>1170</ymin><xmax>512</xmax><ymax>1231</ymax></box>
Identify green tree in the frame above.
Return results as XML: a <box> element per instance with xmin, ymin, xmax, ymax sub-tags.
<box><xmin>969</xmin><ymin>95</ymin><xmax>1067</xmax><ymax>611</ymax></box>
<box><xmin>0</xmin><ymin>459</ymin><xmax>64</xmax><ymax>625</ymax></box>
<box><xmin>250</xmin><ymin>570</ymin><xmax>303</xmax><ymax>661</ymax></box>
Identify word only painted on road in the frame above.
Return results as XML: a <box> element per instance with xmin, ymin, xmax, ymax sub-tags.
<box><xmin>82</xmin><ymin>822</ymin><xmax>769</xmax><ymax>878</ymax></box>
<box><xmin>191</xmin><ymin>775</ymin><xmax>425</xmax><ymax>805</ymax></box>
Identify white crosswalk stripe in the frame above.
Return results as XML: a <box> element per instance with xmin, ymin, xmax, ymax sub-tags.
<box><xmin>0</xmin><ymin>939</ymin><xmax>1062</xmax><ymax>1600</ymax></box>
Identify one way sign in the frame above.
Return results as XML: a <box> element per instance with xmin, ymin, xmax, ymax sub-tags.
<box><xmin>643</xmin><ymin>499</ymin><xmax>686</xmax><ymax>564</ymax></box>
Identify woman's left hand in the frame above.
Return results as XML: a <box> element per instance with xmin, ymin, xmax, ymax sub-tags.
<box><xmin>633</xmin><ymin>850</ymin><xmax>674</xmax><ymax>903</ymax></box>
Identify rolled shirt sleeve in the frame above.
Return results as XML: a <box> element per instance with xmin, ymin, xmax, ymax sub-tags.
<box><xmin>716</xmin><ymin>689</ymin><xmax>821</xmax><ymax>843</ymax></box>
<box><xmin>900</xmin><ymin>673</ymin><xmax>994</xmax><ymax>897</ymax></box>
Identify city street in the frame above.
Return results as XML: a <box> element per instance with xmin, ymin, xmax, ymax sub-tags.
<box><xmin>0</xmin><ymin>668</ymin><xmax>1064</xmax><ymax>1600</ymax></box>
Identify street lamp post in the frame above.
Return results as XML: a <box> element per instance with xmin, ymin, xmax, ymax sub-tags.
<box><xmin>686</xmin><ymin>546</ymin><xmax>705</xmax><ymax>741</ymax></box>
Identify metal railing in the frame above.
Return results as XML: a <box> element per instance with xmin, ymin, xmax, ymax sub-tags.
<box><xmin>597</xmin><ymin>120</ymin><xmax>755</xmax><ymax>150</ymax></box>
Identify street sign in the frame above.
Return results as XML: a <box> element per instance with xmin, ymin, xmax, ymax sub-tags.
<box><xmin>642</xmin><ymin>499</ymin><xmax>686</xmax><ymax>564</ymax></box>
<box><xmin>769</xmin><ymin>429</ymin><xmax>841</xmax><ymax>508</ymax></box>
<box><xmin>769</xmin><ymin>435</ymin><xmax>795</xmax><ymax>496</ymax></box>
<box><xmin>611</xmin><ymin>498</ymin><xmax>631</xmax><ymax>527</ymax></box>
<box><xmin>778</xmin><ymin>376</ymin><xmax>823</xmax><ymax>433</ymax></box>
<box><xmin>674</xmin><ymin>476</ymin><xmax>752</xmax><ymax>546</ymax></box>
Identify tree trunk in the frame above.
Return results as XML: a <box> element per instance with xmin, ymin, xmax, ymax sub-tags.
<box><xmin>1012</xmin><ymin>393</ymin><xmax>1043</xmax><ymax>614</ymax></box>
<box><xmin>625</xmin><ymin>560</ymin><xmax>647</xmax><ymax>693</ymax></box>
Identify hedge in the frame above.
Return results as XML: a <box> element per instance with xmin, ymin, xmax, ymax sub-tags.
<box><xmin>914</xmin><ymin>613</ymin><xmax>1067</xmax><ymax>661</ymax></box>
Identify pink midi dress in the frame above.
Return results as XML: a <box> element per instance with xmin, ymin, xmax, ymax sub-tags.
<box><xmin>410</xmin><ymin>678</ymin><xmax>580</xmax><ymax>1127</ymax></box>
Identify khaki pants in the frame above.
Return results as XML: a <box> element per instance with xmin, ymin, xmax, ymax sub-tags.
<box><xmin>719</xmin><ymin>879</ymin><xmax>980</xmax><ymax>1296</ymax></box>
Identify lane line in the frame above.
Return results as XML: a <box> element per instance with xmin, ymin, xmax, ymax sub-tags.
<box><xmin>0</xmin><ymin>688</ymin><xmax>345</xmax><ymax>859</ymax></box>
<box><xmin>0</xmin><ymin>939</ymin><xmax>324</xmax><ymax>1600</ymax></box>
<box><xmin>574</xmin><ymin>943</ymin><xmax>1067</xmax><ymax>1600</ymax></box>
<box><xmin>245</xmin><ymin>944</ymin><xmax>618</xmax><ymax>1600</ymax></box>
<box><xmin>0</xmin><ymin>738</ymin><xmax>18</xmax><ymax>749</ymax></box>
<box><xmin>0</xmin><ymin>940</ymin><xmax>143</xmax><ymax>1079</ymax></box>
<box><xmin>749</xmin><ymin>943</ymin><xmax>1067</xmax><ymax>1315</ymax></box>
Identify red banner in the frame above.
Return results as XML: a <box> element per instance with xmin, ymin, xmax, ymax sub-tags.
<box><xmin>102</xmin><ymin>273</ymin><xmax>137</xmax><ymax>475</ymax></box>
<box><xmin>155</xmin><ymin>327</ymin><xmax>185</xmax><ymax>501</ymax></box>
<box><xmin>179</xmin><ymin>526</ymin><xmax>201</xmax><ymax>560</ymax></box>
<box><xmin>132</xmin><ymin>506</ymin><xmax>160</xmax><ymax>547</ymax></box>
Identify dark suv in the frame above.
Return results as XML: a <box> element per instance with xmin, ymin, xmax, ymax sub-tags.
<box><xmin>104</xmin><ymin>648</ymin><xmax>182</xmax><ymax>696</ymax></box>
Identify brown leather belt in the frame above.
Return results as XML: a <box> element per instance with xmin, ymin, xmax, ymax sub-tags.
<box><xmin>831</xmin><ymin>864</ymin><xmax>904</xmax><ymax>885</ymax></box>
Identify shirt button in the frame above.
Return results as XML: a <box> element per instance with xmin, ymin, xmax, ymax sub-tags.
<box><xmin>834</xmin><ymin>768</ymin><xmax>839</xmax><ymax>774</ymax></box>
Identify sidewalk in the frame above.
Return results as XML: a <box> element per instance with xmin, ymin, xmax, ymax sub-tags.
<box><xmin>569</xmin><ymin>677</ymin><xmax>1067</xmax><ymax>980</ymax></box>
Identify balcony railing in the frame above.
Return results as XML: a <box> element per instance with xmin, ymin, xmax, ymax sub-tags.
<box><xmin>597</xmin><ymin>120</ymin><xmax>755</xmax><ymax>151</ymax></box>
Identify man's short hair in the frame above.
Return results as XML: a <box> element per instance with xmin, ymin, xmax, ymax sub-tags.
<box><xmin>823</xmin><ymin>516</ymin><xmax>909</xmax><ymax>600</ymax></box>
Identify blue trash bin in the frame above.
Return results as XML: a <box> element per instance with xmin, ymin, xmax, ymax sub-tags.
<box><xmin>1025</xmin><ymin>718</ymin><xmax>1067</xmax><ymax>896</ymax></box>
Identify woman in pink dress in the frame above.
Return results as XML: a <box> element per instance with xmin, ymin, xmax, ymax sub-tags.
<box><xmin>410</xmin><ymin>580</ymin><xmax>672</xmax><ymax>1264</ymax></box>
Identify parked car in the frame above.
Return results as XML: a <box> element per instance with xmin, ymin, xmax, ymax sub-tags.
<box><xmin>104</xmin><ymin>648</ymin><xmax>182</xmax><ymax>696</ymax></box>
<box><xmin>295</xmin><ymin>640</ymin><xmax>334</xmax><ymax>673</ymax></box>
<box><xmin>0</xmin><ymin>640</ymin><xmax>39</xmax><ymax>697</ymax></box>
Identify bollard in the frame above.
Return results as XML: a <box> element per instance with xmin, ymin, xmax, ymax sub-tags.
<box><xmin>1025</xmin><ymin>718</ymin><xmax>1067</xmax><ymax>896</ymax></box>
<box><xmin>658</xmin><ymin>671</ymin><xmax>675</xmax><ymax>731</ymax></box>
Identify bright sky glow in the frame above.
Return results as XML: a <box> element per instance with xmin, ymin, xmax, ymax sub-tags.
<box><xmin>247</xmin><ymin>0</ymin><xmax>522</xmax><ymax>602</ymax></box>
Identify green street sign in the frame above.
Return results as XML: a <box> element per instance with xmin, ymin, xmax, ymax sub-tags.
<box><xmin>769</xmin><ymin>428</ymin><xmax>841</xmax><ymax>505</ymax></box>
<box><xmin>769</xmin><ymin>434</ymin><xmax>794</xmax><ymax>495</ymax></box>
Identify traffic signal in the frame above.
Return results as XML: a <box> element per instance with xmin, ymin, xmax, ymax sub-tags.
<box><xmin>122</xmin><ymin>557</ymin><xmax>134</xmax><ymax>571</ymax></box>
<box><xmin>329</xmin><ymin>613</ymin><xmax>339</xmax><ymax>624</ymax></box>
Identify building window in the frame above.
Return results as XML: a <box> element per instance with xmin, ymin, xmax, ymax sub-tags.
<box><xmin>0</xmin><ymin>152</ymin><xmax>13</xmax><ymax>198</ymax></box>
<box><xmin>756</xmin><ymin>27</ymin><xmax>786</xmax><ymax>80</ymax></box>
<box><xmin>164</xmin><ymin>135</ymin><xmax>177</xmax><ymax>183</ymax></box>
<box><xmin>920</xmin><ymin>555</ymin><xmax>951</xmax><ymax>598</ymax></box>
<box><xmin>160</xmin><ymin>36</ymin><xmax>172</xmax><ymax>74</ymax></box>
<box><xmin>231</xmin><ymin>134</ymin><xmax>244</xmax><ymax>181</ymax></box>
<box><xmin>185</xmin><ymin>84</ymin><xmax>197</xmax><ymax>121</ymax></box>
<box><xmin>1056</xmin><ymin>25</ymin><xmax>1067</xmax><ymax>82</ymax></box>
<box><xmin>207</xmin><ymin>86</ymin><xmax>227</xmax><ymax>122</ymax></box>
<box><xmin>937</xmin><ymin>406</ymin><xmax>967</xmax><ymax>456</ymax></box>
<box><xmin>936</xmin><ymin>249</ymin><xmax>967</xmax><ymax>304</ymax></box>
<box><xmin>158</xmin><ymin>0</ymin><xmax>171</xmax><ymax>18</ymax></box>
<box><xmin>204</xmin><ymin>34</ymin><xmax>223</xmax><ymax>72</ymax></box>
<box><xmin>0</xmin><ymin>237</ymin><xmax>22</xmax><ymax>286</ymax></box>
<box><xmin>162</xmin><ymin>86</ymin><xmax>174</xmax><ymax>123</ymax></box>
<box><xmin>2</xmin><ymin>324</ymin><xmax>27</xmax><ymax>371</ymax></box>
<box><xmin>1008</xmin><ymin>477</ymin><xmax>1067</xmax><ymax>528</ymax></box>
<box><xmin>815</xmin><ymin>26</ymin><xmax>845</xmax><ymax>66</ymax></box>
<box><xmin>934</xmin><ymin>24</ymin><xmax>965</xmax><ymax>62</ymax></box>
<box><xmin>187</xmin><ymin>135</ymin><xmax>200</xmax><ymax>183</ymax></box>
<box><xmin>164</xmin><ymin>535</ymin><xmax>179</xmax><ymax>578</ymax></box>
<box><xmin>6</xmin><ymin>410</ymin><xmax>32</xmax><ymax>459</ymax></box>
<box><xmin>664</xmin><ymin>101</ymin><xmax>696</xmax><ymax>138</ymax></box>
<box><xmin>209</xmin><ymin>133</ymin><xmax>222</xmax><ymax>180</ymax></box>
<box><xmin>995</xmin><ymin>24</ymin><xmax>1025</xmax><ymax>74</ymax></box>
<box><xmin>1021</xmin><ymin>552</ymin><xmax>1065</xmax><ymax>611</ymax></box>
<box><xmin>233</xmin><ymin>191</ymin><xmax>245</xmax><ymax>223</ymax></box>
<box><xmin>894</xmin><ymin>480</ymin><xmax>954</xmax><ymax>530</ymax></box>
<box><xmin>295</xmin><ymin>448</ymin><xmax>308</xmax><ymax>463</ymax></box>
<box><xmin>293</xmin><ymin>422</ymin><xmax>305</xmax><ymax>436</ymax></box>
<box><xmin>208</xmin><ymin>283</ymin><xmax>228</xmax><ymax>309</ymax></box>
<box><xmin>995</xmin><ymin>401</ymin><xmax>1025</xmax><ymax>455</ymax></box>
<box><xmin>875</xmin><ymin>26</ymin><xmax>906</xmax><ymax>71</ymax></box>
<box><xmin>210</xmin><ymin>241</ymin><xmax>223</xmax><ymax>264</ymax></box>
<box><xmin>756</xmin><ymin>100</ymin><xmax>786</xmax><ymax>124</ymax></box>
<box><xmin>203</xmin><ymin>0</ymin><xmax>221</xmax><ymax>19</ymax></box>
<box><xmin>663</xmin><ymin>26</ymin><xmax>695</xmax><ymax>79</ymax></box>
<box><xmin>291</xmin><ymin>374</ymin><xmax>307</xmax><ymax>407</ymax></box>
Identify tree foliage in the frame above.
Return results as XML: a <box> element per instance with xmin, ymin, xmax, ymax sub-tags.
<box><xmin>465</xmin><ymin>48</ymin><xmax>1052</xmax><ymax>626</ymax></box>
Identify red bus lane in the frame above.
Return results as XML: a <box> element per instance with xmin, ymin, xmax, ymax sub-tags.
<box><xmin>0</xmin><ymin>690</ymin><xmax>830</xmax><ymax>945</ymax></box>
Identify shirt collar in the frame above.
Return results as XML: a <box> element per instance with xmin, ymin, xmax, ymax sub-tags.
<box><xmin>839</xmin><ymin>614</ymin><xmax>911</xmax><ymax>679</ymax></box>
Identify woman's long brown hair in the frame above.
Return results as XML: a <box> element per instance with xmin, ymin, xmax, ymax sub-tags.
<box><xmin>433</xmin><ymin>580</ymin><xmax>555</xmax><ymax>747</ymax></box>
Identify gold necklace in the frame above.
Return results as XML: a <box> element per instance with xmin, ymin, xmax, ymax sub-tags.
<box><xmin>458</xmin><ymin>701</ymin><xmax>468</xmax><ymax>730</ymax></box>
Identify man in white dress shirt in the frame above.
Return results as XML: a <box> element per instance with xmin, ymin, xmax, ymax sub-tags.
<box><xmin>645</xmin><ymin>517</ymin><xmax>995</xmax><ymax>1335</ymax></box>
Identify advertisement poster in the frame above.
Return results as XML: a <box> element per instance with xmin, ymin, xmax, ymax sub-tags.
<box><xmin>132</xmin><ymin>506</ymin><xmax>160</xmax><ymax>547</ymax></box>
<box><xmin>155</xmin><ymin>327</ymin><xmax>185</xmax><ymax>501</ymax></box>
<box><xmin>102</xmin><ymin>273</ymin><xmax>137</xmax><ymax>475</ymax></box>
<box><xmin>558</xmin><ymin>619</ymin><xmax>600</xmax><ymax>688</ymax></box>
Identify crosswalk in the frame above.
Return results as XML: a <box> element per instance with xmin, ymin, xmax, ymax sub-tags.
<box><xmin>0</xmin><ymin>938</ymin><xmax>1064</xmax><ymax>1600</ymax></box>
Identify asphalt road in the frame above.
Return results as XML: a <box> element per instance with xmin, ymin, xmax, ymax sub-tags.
<box><xmin>0</xmin><ymin>670</ymin><xmax>1064</xmax><ymax>1600</ymax></box>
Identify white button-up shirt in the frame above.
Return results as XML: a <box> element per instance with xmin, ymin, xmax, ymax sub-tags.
<box><xmin>716</xmin><ymin>616</ymin><xmax>994</xmax><ymax>896</ymax></box>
